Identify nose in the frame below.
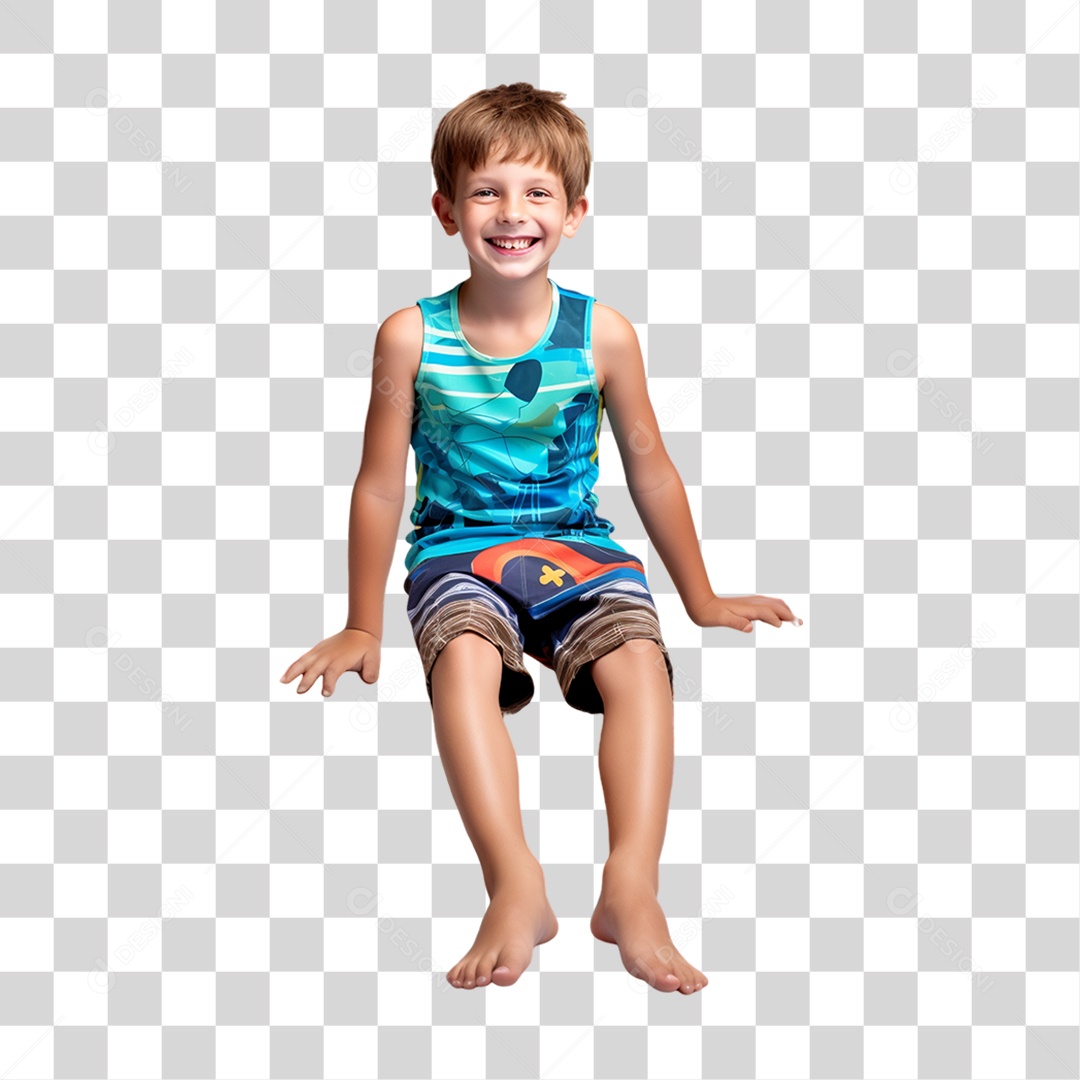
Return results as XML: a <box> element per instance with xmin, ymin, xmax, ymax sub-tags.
<box><xmin>497</xmin><ymin>195</ymin><xmax>527</xmax><ymax>222</ymax></box>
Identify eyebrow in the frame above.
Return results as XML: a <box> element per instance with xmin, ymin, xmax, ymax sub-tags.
<box><xmin>469</xmin><ymin>177</ymin><xmax>559</xmax><ymax>186</ymax></box>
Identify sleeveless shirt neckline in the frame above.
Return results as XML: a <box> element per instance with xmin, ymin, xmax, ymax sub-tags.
<box><xmin>449</xmin><ymin>277</ymin><xmax>560</xmax><ymax>362</ymax></box>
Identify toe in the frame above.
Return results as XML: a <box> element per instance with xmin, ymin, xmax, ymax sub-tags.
<box><xmin>490</xmin><ymin>945</ymin><xmax>531</xmax><ymax>986</ymax></box>
<box><xmin>490</xmin><ymin>951</ymin><xmax>528</xmax><ymax>986</ymax></box>
<box><xmin>631</xmin><ymin>955</ymin><xmax>681</xmax><ymax>991</ymax></box>
<box><xmin>474</xmin><ymin>951</ymin><xmax>500</xmax><ymax>987</ymax></box>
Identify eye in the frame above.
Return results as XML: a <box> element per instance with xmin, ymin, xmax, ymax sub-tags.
<box><xmin>472</xmin><ymin>189</ymin><xmax>551</xmax><ymax>199</ymax></box>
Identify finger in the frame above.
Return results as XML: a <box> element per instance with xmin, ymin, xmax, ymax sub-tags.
<box><xmin>321</xmin><ymin>666</ymin><xmax>342</xmax><ymax>698</ymax></box>
<box><xmin>778</xmin><ymin>602</ymin><xmax>802</xmax><ymax>625</ymax></box>
<box><xmin>717</xmin><ymin>607</ymin><xmax>754</xmax><ymax>632</ymax></box>
<box><xmin>297</xmin><ymin>659</ymin><xmax>329</xmax><ymax>694</ymax></box>
<box><xmin>752</xmin><ymin>606</ymin><xmax>784</xmax><ymax>628</ymax></box>
<box><xmin>280</xmin><ymin>649</ymin><xmax>315</xmax><ymax>684</ymax></box>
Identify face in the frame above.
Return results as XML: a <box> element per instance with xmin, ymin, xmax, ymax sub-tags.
<box><xmin>433</xmin><ymin>150</ymin><xmax>587</xmax><ymax>277</ymax></box>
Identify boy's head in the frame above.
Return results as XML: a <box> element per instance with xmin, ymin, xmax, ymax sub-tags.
<box><xmin>431</xmin><ymin>82</ymin><xmax>591</xmax><ymax>210</ymax></box>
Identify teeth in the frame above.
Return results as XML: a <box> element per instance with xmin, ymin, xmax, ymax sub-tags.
<box><xmin>490</xmin><ymin>238</ymin><xmax>534</xmax><ymax>249</ymax></box>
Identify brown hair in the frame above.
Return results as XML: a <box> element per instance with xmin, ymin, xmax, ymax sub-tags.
<box><xmin>431</xmin><ymin>82</ymin><xmax>591</xmax><ymax>209</ymax></box>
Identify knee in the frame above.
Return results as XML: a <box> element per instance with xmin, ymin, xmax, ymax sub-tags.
<box><xmin>590</xmin><ymin>638</ymin><xmax>670</xmax><ymax>698</ymax></box>
<box><xmin>430</xmin><ymin>630</ymin><xmax>502</xmax><ymax>680</ymax></box>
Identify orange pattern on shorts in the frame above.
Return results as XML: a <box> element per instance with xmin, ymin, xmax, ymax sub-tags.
<box><xmin>469</xmin><ymin>538</ymin><xmax>644</xmax><ymax>589</ymax></box>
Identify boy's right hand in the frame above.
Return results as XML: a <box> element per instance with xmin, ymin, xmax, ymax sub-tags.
<box><xmin>279</xmin><ymin>629</ymin><xmax>381</xmax><ymax>697</ymax></box>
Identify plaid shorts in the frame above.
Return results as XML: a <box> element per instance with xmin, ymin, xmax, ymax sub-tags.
<box><xmin>403</xmin><ymin>537</ymin><xmax>675</xmax><ymax>715</ymax></box>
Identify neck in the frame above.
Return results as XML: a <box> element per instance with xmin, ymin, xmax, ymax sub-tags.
<box><xmin>458</xmin><ymin>270</ymin><xmax>552</xmax><ymax>329</ymax></box>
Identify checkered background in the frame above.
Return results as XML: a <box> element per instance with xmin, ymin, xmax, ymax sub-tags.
<box><xmin>2</xmin><ymin>0</ymin><xmax>1079</xmax><ymax>1077</ymax></box>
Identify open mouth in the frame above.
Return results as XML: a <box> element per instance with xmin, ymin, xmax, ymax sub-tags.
<box><xmin>485</xmin><ymin>237</ymin><xmax>540</xmax><ymax>253</ymax></box>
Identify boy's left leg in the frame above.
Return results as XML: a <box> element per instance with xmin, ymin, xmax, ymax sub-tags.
<box><xmin>588</xmin><ymin>638</ymin><xmax>709</xmax><ymax>995</ymax></box>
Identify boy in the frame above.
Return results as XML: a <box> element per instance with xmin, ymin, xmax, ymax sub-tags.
<box><xmin>281</xmin><ymin>83</ymin><xmax>800</xmax><ymax>994</ymax></box>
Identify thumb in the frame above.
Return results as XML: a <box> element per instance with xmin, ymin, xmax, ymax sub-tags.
<box><xmin>360</xmin><ymin>651</ymin><xmax>380</xmax><ymax>683</ymax></box>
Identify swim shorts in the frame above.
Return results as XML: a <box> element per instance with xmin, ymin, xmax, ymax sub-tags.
<box><xmin>403</xmin><ymin>537</ymin><xmax>675</xmax><ymax>715</ymax></box>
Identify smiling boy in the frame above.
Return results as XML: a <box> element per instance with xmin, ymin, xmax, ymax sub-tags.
<box><xmin>281</xmin><ymin>83</ymin><xmax>800</xmax><ymax>994</ymax></box>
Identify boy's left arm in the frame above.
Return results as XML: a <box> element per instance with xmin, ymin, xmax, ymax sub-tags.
<box><xmin>594</xmin><ymin>305</ymin><xmax>801</xmax><ymax>633</ymax></box>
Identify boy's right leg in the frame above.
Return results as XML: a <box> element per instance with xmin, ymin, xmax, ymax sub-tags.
<box><xmin>430</xmin><ymin>631</ymin><xmax>559</xmax><ymax>989</ymax></box>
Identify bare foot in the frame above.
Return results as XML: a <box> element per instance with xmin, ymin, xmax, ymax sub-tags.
<box><xmin>591</xmin><ymin>855</ymin><xmax>708</xmax><ymax>994</ymax></box>
<box><xmin>446</xmin><ymin>861</ymin><xmax>558</xmax><ymax>989</ymax></box>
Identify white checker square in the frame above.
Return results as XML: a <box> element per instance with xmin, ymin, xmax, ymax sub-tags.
<box><xmin>756</xmin><ymin>917</ymin><xmax>810</xmax><ymax>970</ymax></box>
<box><xmin>917</xmin><ymin>971</ymin><xmax>972</xmax><ymax>1024</ymax></box>
<box><xmin>807</xmin><ymin>976</ymin><xmax>864</xmax><ymax>1023</ymax></box>
<box><xmin>107</xmin><ymin>54</ymin><xmax>163</xmax><ymax>108</ymax></box>
<box><xmin>161</xmin><ymin>107</ymin><xmax>216</xmax><ymax>163</ymax></box>
<box><xmin>810</xmin><ymin>864</ymin><xmax>865</xmax><ymax>917</ymax></box>
<box><xmin>864</xmin><ymin>1025</ymin><xmax>919</xmax><ymax>1080</ymax></box>
<box><xmin>215</xmin><ymin>163</ymin><xmax>272</xmax><ymax>214</ymax></box>
<box><xmin>918</xmin><ymin>755</ymin><xmax>972</xmax><ymax>809</ymax></box>
<box><xmin>1026</xmin><ymin>865</ymin><xmax>1080</xmax><ymax>919</ymax></box>
<box><xmin>971</xmin><ymin>162</ymin><xmax>1026</xmax><ymax>215</ymax></box>
<box><xmin>810</xmin><ymin>0</ymin><xmax>863</xmax><ymax>50</ymax></box>
<box><xmin>756</xmin><ymin>54</ymin><xmax>809</xmax><ymax>109</ymax></box>
<box><xmin>864</xmin><ymin>808</ymin><xmax>919</xmax><ymax>863</ymax></box>
<box><xmin>1027</xmin><ymin>756</ymin><xmax>1080</xmax><ymax>810</ymax></box>
<box><xmin>270</xmin><ymin>108</ymin><xmax>324</xmax><ymax>162</ymax></box>
<box><xmin>269</xmin><ymin>0</ymin><xmax>324</xmax><ymax>53</ymax></box>
<box><xmin>809</xmin><ymin>645</ymin><xmax>864</xmax><ymax>701</ymax></box>
<box><xmin>916</xmin><ymin>0</ymin><xmax>972</xmax><ymax>52</ymax></box>
<box><xmin>1027</xmin><ymin>972</ymin><xmax>1080</xmax><ymax>1025</ymax></box>
<box><xmin>162</xmin><ymin>213</ymin><xmax>215</xmax><ymax>269</ymax></box>
<box><xmin>646</xmin><ymin>163</ymin><xmax>704</xmax><ymax>220</ymax></box>
<box><xmin>864</xmin><ymin>55</ymin><xmax>919</xmax><ymax>108</ymax></box>
<box><xmin>323</xmin><ymin>53</ymin><xmax>379</xmax><ymax>108</ymax></box>
<box><xmin>162</xmin><ymin>972</ymin><xmax>216</xmax><ymax>1025</ymax></box>
<box><xmin>864</xmin><ymin>916</ymin><xmax>918</xmax><ymax>970</ymax></box>
<box><xmin>0</xmin><ymin>55</ymin><xmax>52</xmax><ymax>106</ymax></box>
<box><xmin>756</xmin><ymin>1026</ymin><xmax>809</xmax><ymax>1080</ymax></box>
<box><xmin>377</xmin><ymin>0</ymin><xmax>433</xmax><ymax>52</ymax></box>
<box><xmin>108</xmin><ymin>161</ymin><xmax>165</xmax><ymax>213</ymax></box>
<box><xmin>972</xmin><ymin>809</ymin><xmax>1026</xmax><ymax>863</ymax></box>
<box><xmin>162</xmin><ymin>0</ymin><xmax>215</xmax><ymax>52</ymax></box>
<box><xmin>54</xmin><ymin>106</ymin><xmax>109</xmax><ymax>163</ymax></box>
<box><xmin>215</xmin><ymin>56</ymin><xmax>271</xmax><ymax>108</ymax></box>
<box><xmin>970</xmin><ymin>916</ymin><xmax>1026</xmax><ymax>971</ymax></box>
<box><xmin>702</xmin><ymin>755</ymin><xmax>755</xmax><ymax>810</ymax></box>
<box><xmin>864</xmin><ymin>268</ymin><xmax>919</xmax><ymax>323</ymax></box>
<box><xmin>54</xmin><ymin>0</ymin><xmax>108</xmax><ymax>52</ymax></box>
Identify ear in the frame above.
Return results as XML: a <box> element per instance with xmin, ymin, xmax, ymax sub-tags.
<box><xmin>432</xmin><ymin>191</ymin><xmax>459</xmax><ymax>236</ymax></box>
<box><xmin>563</xmin><ymin>195</ymin><xmax>588</xmax><ymax>238</ymax></box>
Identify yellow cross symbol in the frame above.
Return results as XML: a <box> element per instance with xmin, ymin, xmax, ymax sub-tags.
<box><xmin>538</xmin><ymin>564</ymin><xmax>565</xmax><ymax>587</ymax></box>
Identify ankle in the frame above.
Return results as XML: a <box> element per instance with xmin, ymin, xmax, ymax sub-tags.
<box><xmin>602</xmin><ymin>849</ymin><xmax>660</xmax><ymax>892</ymax></box>
<box><xmin>483</xmin><ymin>850</ymin><xmax>545</xmax><ymax>893</ymax></box>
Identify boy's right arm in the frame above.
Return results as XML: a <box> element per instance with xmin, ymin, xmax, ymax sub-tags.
<box><xmin>345</xmin><ymin>304</ymin><xmax>423</xmax><ymax>639</ymax></box>
<box><xmin>280</xmin><ymin>305</ymin><xmax>422</xmax><ymax>696</ymax></box>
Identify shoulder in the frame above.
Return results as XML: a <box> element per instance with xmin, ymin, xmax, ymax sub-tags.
<box><xmin>591</xmin><ymin>301</ymin><xmax>639</xmax><ymax>394</ymax></box>
<box><xmin>374</xmin><ymin>303</ymin><xmax>425</xmax><ymax>386</ymax></box>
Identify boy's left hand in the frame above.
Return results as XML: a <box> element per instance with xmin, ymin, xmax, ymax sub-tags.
<box><xmin>692</xmin><ymin>594</ymin><xmax>802</xmax><ymax>633</ymax></box>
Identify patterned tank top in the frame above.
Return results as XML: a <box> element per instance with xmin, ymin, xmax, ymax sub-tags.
<box><xmin>404</xmin><ymin>277</ymin><xmax>630</xmax><ymax>573</ymax></box>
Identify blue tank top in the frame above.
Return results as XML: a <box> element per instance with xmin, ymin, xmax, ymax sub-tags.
<box><xmin>404</xmin><ymin>277</ymin><xmax>630</xmax><ymax>573</ymax></box>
